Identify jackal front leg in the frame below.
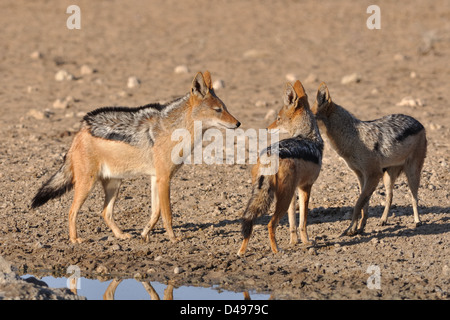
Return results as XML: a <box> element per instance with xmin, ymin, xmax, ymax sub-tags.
<box><xmin>141</xmin><ymin>176</ymin><xmax>160</xmax><ymax>242</ymax></box>
<box><xmin>157</xmin><ymin>176</ymin><xmax>180</xmax><ymax>243</ymax></box>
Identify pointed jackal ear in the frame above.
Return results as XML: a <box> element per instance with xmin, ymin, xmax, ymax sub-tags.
<box><xmin>191</xmin><ymin>72</ymin><xmax>209</xmax><ymax>97</ymax></box>
<box><xmin>283</xmin><ymin>82</ymin><xmax>298</xmax><ymax>107</ymax></box>
<box><xmin>293</xmin><ymin>80</ymin><xmax>306</xmax><ymax>99</ymax></box>
<box><xmin>203</xmin><ymin>70</ymin><xmax>213</xmax><ymax>90</ymax></box>
<box><xmin>316</xmin><ymin>82</ymin><xmax>331</xmax><ymax>107</ymax></box>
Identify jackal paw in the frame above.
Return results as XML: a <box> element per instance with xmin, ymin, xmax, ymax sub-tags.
<box><xmin>414</xmin><ymin>221</ymin><xmax>423</xmax><ymax>228</ymax></box>
<box><xmin>169</xmin><ymin>236</ymin><xmax>182</xmax><ymax>243</ymax></box>
<box><xmin>116</xmin><ymin>232</ymin><xmax>132</xmax><ymax>240</ymax></box>
<box><xmin>70</xmin><ymin>237</ymin><xmax>85</xmax><ymax>244</ymax></box>
<box><xmin>141</xmin><ymin>234</ymin><xmax>150</xmax><ymax>243</ymax></box>
<box><xmin>342</xmin><ymin>229</ymin><xmax>358</xmax><ymax>237</ymax></box>
<box><xmin>379</xmin><ymin>220</ymin><xmax>388</xmax><ymax>226</ymax></box>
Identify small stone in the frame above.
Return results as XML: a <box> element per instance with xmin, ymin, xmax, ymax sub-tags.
<box><xmin>53</xmin><ymin>96</ymin><xmax>75</xmax><ymax>109</ymax></box>
<box><xmin>285</xmin><ymin>73</ymin><xmax>297</xmax><ymax>82</ymax></box>
<box><xmin>127</xmin><ymin>76</ymin><xmax>140</xmax><ymax>88</ymax></box>
<box><xmin>341</xmin><ymin>73</ymin><xmax>361</xmax><ymax>85</ymax></box>
<box><xmin>80</xmin><ymin>64</ymin><xmax>94</xmax><ymax>75</ymax></box>
<box><xmin>395</xmin><ymin>97</ymin><xmax>424</xmax><ymax>107</ymax></box>
<box><xmin>174</xmin><ymin>65</ymin><xmax>189</xmax><ymax>74</ymax></box>
<box><xmin>96</xmin><ymin>265</ymin><xmax>108</xmax><ymax>274</ymax></box>
<box><xmin>34</xmin><ymin>241</ymin><xmax>44</xmax><ymax>249</ymax></box>
<box><xmin>27</xmin><ymin>109</ymin><xmax>45</xmax><ymax>120</ymax></box>
<box><xmin>27</xmin><ymin>86</ymin><xmax>38</xmax><ymax>94</ymax></box>
<box><xmin>443</xmin><ymin>265</ymin><xmax>449</xmax><ymax>276</ymax></box>
<box><xmin>174</xmin><ymin>266</ymin><xmax>183</xmax><ymax>274</ymax></box>
<box><xmin>111</xmin><ymin>244</ymin><xmax>121</xmax><ymax>251</ymax></box>
<box><xmin>255</xmin><ymin>100</ymin><xmax>267</xmax><ymax>108</ymax></box>
<box><xmin>53</xmin><ymin>98</ymin><xmax>69</xmax><ymax>109</ymax></box>
<box><xmin>30</xmin><ymin>51</ymin><xmax>42</xmax><ymax>59</ymax></box>
<box><xmin>133</xmin><ymin>272</ymin><xmax>143</xmax><ymax>279</ymax></box>
<box><xmin>243</xmin><ymin>49</ymin><xmax>269</xmax><ymax>59</ymax></box>
<box><xmin>394</xmin><ymin>53</ymin><xmax>407</xmax><ymax>61</ymax></box>
<box><xmin>212</xmin><ymin>79</ymin><xmax>225</xmax><ymax>90</ymax></box>
<box><xmin>55</xmin><ymin>70</ymin><xmax>74</xmax><ymax>81</ymax></box>
<box><xmin>410</xmin><ymin>71</ymin><xmax>417</xmax><ymax>79</ymax></box>
<box><xmin>154</xmin><ymin>255</ymin><xmax>163</xmax><ymax>261</ymax></box>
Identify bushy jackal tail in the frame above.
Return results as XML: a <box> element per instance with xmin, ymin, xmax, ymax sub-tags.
<box><xmin>241</xmin><ymin>175</ymin><xmax>274</xmax><ymax>238</ymax></box>
<box><xmin>31</xmin><ymin>156</ymin><xmax>73</xmax><ymax>208</ymax></box>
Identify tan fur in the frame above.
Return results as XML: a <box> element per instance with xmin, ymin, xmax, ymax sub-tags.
<box><xmin>312</xmin><ymin>82</ymin><xmax>427</xmax><ymax>236</ymax></box>
<box><xmin>35</xmin><ymin>71</ymin><xmax>240</xmax><ymax>244</ymax></box>
<box><xmin>237</xmin><ymin>81</ymin><xmax>323</xmax><ymax>256</ymax></box>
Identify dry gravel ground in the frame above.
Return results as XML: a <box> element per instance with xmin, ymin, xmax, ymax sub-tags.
<box><xmin>0</xmin><ymin>0</ymin><xmax>449</xmax><ymax>299</ymax></box>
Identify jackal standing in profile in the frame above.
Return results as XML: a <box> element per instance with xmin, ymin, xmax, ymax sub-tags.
<box><xmin>311</xmin><ymin>83</ymin><xmax>427</xmax><ymax>236</ymax></box>
<box><xmin>31</xmin><ymin>71</ymin><xmax>241</xmax><ymax>244</ymax></box>
<box><xmin>237</xmin><ymin>80</ymin><xmax>323</xmax><ymax>256</ymax></box>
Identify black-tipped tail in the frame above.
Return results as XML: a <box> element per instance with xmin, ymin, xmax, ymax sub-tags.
<box><xmin>31</xmin><ymin>161</ymin><xmax>73</xmax><ymax>208</ymax></box>
<box><xmin>241</xmin><ymin>175</ymin><xmax>274</xmax><ymax>238</ymax></box>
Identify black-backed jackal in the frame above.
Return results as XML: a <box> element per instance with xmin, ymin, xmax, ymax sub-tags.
<box><xmin>31</xmin><ymin>71</ymin><xmax>240</xmax><ymax>244</ymax></box>
<box><xmin>311</xmin><ymin>83</ymin><xmax>427</xmax><ymax>236</ymax></box>
<box><xmin>237</xmin><ymin>81</ymin><xmax>323</xmax><ymax>256</ymax></box>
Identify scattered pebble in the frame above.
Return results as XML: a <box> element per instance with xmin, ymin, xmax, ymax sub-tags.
<box><xmin>127</xmin><ymin>76</ymin><xmax>140</xmax><ymax>88</ymax></box>
<box><xmin>243</xmin><ymin>49</ymin><xmax>269</xmax><ymax>58</ymax></box>
<box><xmin>80</xmin><ymin>64</ymin><xmax>95</xmax><ymax>75</ymax></box>
<box><xmin>27</xmin><ymin>86</ymin><xmax>38</xmax><ymax>94</ymax></box>
<box><xmin>27</xmin><ymin>109</ymin><xmax>45</xmax><ymax>120</ymax></box>
<box><xmin>55</xmin><ymin>69</ymin><xmax>74</xmax><ymax>81</ymax></box>
<box><xmin>341</xmin><ymin>73</ymin><xmax>361</xmax><ymax>85</ymax></box>
<box><xmin>443</xmin><ymin>265</ymin><xmax>449</xmax><ymax>276</ymax></box>
<box><xmin>53</xmin><ymin>96</ymin><xmax>75</xmax><ymax>109</ymax></box>
<box><xmin>174</xmin><ymin>266</ymin><xmax>183</xmax><ymax>274</ymax></box>
<box><xmin>212</xmin><ymin>79</ymin><xmax>225</xmax><ymax>90</ymax></box>
<box><xmin>96</xmin><ymin>265</ymin><xmax>108</xmax><ymax>274</ymax></box>
<box><xmin>111</xmin><ymin>244</ymin><xmax>121</xmax><ymax>251</ymax></box>
<box><xmin>395</xmin><ymin>97</ymin><xmax>425</xmax><ymax>107</ymax></box>
<box><xmin>30</xmin><ymin>51</ymin><xmax>43</xmax><ymax>60</ymax></box>
<box><xmin>371</xmin><ymin>88</ymin><xmax>379</xmax><ymax>95</ymax></box>
<box><xmin>174</xmin><ymin>65</ymin><xmax>189</xmax><ymax>74</ymax></box>
<box><xmin>394</xmin><ymin>53</ymin><xmax>408</xmax><ymax>61</ymax></box>
<box><xmin>285</xmin><ymin>73</ymin><xmax>297</xmax><ymax>82</ymax></box>
<box><xmin>255</xmin><ymin>100</ymin><xmax>268</xmax><ymax>108</ymax></box>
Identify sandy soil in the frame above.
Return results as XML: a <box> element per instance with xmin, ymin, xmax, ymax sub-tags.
<box><xmin>0</xmin><ymin>0</ymin><xmax>449</xmax><ymax>299</ymax></box>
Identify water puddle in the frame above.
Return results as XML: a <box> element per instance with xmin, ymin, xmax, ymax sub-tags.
<box><xmin>21</xmin><ymin>274</ymin><xmax>271</xmax><ymax>300</ymax></box>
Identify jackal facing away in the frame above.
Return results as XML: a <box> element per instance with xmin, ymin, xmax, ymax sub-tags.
<box><xmin>311</xmin><ymin>83</ymin><xmax>427</xmax><ymax>236</ymax></box>
<box><xmin>31</xmin><ymin>71</ymin><xmax>240</xmax><ymax>244</ymax></box>
<box><xmin>238</xmin><ymin>80</ymin><xmax>323</xmax><ymax>256</ymax></box>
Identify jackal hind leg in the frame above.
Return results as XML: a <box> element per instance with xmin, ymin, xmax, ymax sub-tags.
<box><xmin>141</xmin><ymin>176</ymin><xmax>160</xmax><ymax>242</ymax></box>
<box><xmin>288</xmin><ymin>193</ymin><xmax>298</xmax><ymax>245</ymax></box>
<box><xmin>298</xmin><ymin>185</ymin><xmax>313</xmax><ymax>245</ymax></box>
<box><xmin>268</xmin><ymin>193</ymin><xmax>293</xmax><ymax>253</ymax></box>
<box><xmin>101</xmin><ymin>178</ymin><xmax>131</xmax><ymax>240</ymax></box>
<box><xmin>68</xmin><ymin>174</ymin><xmax>96</xmax><ymax>244</ymax></box>
<box><xmin>404</xmin><ymin>160</ymin><xmax>423</xmax><ymax>227</ymax></box>
<box><xmin>380</xmin><ymin>166</ymin><xmax>402</xmax><ymax>226</ymax></box>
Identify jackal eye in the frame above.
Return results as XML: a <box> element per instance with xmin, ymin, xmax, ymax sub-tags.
<box><xmin>213</xmin><ymin>107</ymin><xmax>222</xmax><ymax>113</ymax></box>
<box><xmin>277</xmin><ymin>116</ymin><xmax>281</xmax><ymax>121</ymax></box>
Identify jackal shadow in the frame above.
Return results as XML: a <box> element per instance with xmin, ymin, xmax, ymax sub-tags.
<box><xmin>172</xmin><ymin>204</ymin><xmax>449</xmax><ymax>247</ymax></box>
